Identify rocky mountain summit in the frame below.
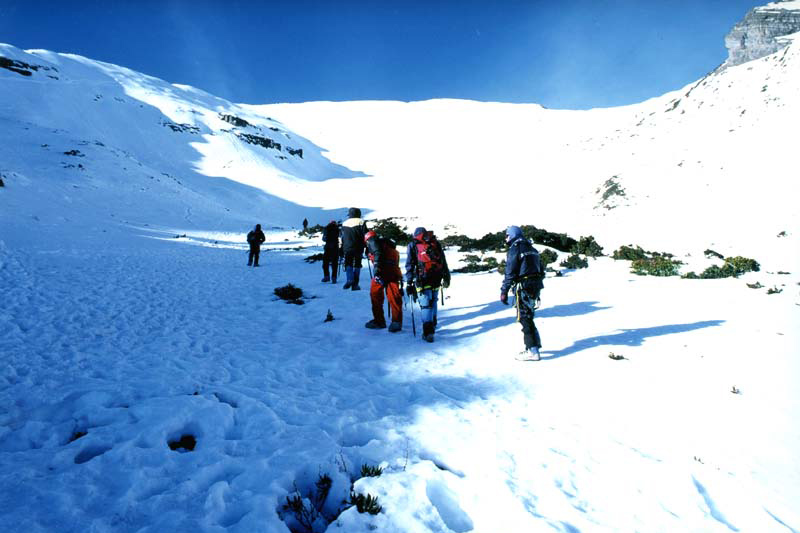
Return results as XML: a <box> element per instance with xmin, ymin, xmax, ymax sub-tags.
<box><xmin>725</xmin><ymin>0</ymin><xmax>800</xmax><ymax>66</ymax></box>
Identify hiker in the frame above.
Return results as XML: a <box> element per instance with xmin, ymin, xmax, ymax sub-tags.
<box><xmin>364</xmin><ymin>230</ymin><xmax>403</xmax><ymax>331</ymax></box>
<box><xmin>500</xmin><ymin>225</ymin><xmax>544</xmax><ymax>360</ymax></box>
<box><xmin>340</xmin><ymin>207</ymin><xmax>368</xmax><ymax>290</ymax></box>
<box><xmin>321</xmin><ymin>220</ymin><xmax>340</xmax><ymax>283</ymax></box>
<box><xmin>302</xmin><ymin>218</ymin><xmax>308</xmax><ymax>231</ymax></box>
<box><xmin>405</xmin><ymin>227</ymin><xmax>450</xmax><ymax>342</ymax></box>
<box><xmin>246</xmin><ymin>223</ymin><xmax>266</xmax><ymax>267</ymax></box>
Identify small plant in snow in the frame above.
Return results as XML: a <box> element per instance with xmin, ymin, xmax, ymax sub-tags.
<box><xmin>324</xmin><ymin>309</ymin><xmax>334</xmax><ymax>322</ymax></box>
<box><xmin>360</xmin><ymin>464</ymin><xmax>383</xmax><ymax>478</ymax></box>
<box><xmin>608</xmin><ymin>352</ymin><xmax>625</xmax><ymax>360</ymax></box>
<box><xmin>731</xmin><ymin>386</ymin><xmax>741</xmax><ymax>395</ymax></box>
<box><xmin>304</xmin><ymin>253</ymin><xmax>324</xmax><ymax>263</ymax></box>
<box><xmin>571</xmin><ymin>236</ymin><xmax>603</xmax><ymax>257</ymax></box>
<box><xmin>747</xmin><ymin>282</ymin><xmax>763</xmax><ymax>289</ymax></box>
<box><xmin>767</xmin><ymin>286</ymin><xmax>783</xmax><ymax>295</ymax></box>
<box><xmin>632</xmin><ymin>256</ymin><xmax>682</xmax><ymax>277</ymax></box>
<box><xmin>348</xmin><ymin>491</ymin><xmax>382</xmax><ymax>515</ymax></box>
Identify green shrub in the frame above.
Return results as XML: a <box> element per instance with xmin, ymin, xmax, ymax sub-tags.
<box><xmin>631</xmin><ymin>257</ymin><xmax>682</xmax><ymax>276</ymax></box>
<box><xmin>704</xmin><ymin>249</ymin><xmax>724</xmax><ymax>260</ymax></box>
<box><xmin>370</xmin><ymin>218</ymin><xmax>410</xmax><ymax>246</ymax></box>
<box><xmin>613</xmin><ymin>245</ymin><xmax>649</xmax><ymax>261</ymax></box>
<box><xmin>453</xmin><ymin>254</ymin><xmax>500</xmax><ymax>273</ymax></box>
<box><xmin>349</xmin><ymin>492</ymin><xmax>382</xmax><ymax>515</ymax></box>
<box><xmin>687</xmin><ymin>256</ymin><xmax>760</xmax><ymax>279</ymax></box>
<box><xmin>275</xmin><ymin>284</ymin><xmax>303</xmax><ymax>303</ymax></box>
<box><xmin>299</xmin><ymin>224</ymin><xmax>324</xmax><ymax>237</ymax></box>
<box><xmin>360</xmin><ymin>464</ymin><xmax>383</xmax><ymax>478</ymax></box>
<box><xmin>571</xmin><ymin>236</ymin><xmax>604</xmax><ymax>257</ymax></box>
<box><xmin>540</xmin><ymin>249</ymin><xmax>558</xmax><ymax>268</ymax></box>
<box><xmin>724</xmin><ymin>256</ymin><xmax>760</xmax><ymax>276</ymax></box>
<box><xmin>520</xmin><ymin>225</ymin><xmax>577</xmax><ymax>252</ymax></box>
<box><xmin>560</xmin><ymin>254</ymin><xmax>589</xmax><ymax>269</ymax></box>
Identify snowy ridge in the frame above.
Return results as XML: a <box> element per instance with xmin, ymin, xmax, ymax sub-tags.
<box><xmin>1</xmin><ymin>5</ymin><xmax>799</xmax><ymax>532</ymax></box>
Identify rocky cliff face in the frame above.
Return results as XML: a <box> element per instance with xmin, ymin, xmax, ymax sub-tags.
<box><xmin>724</xmin><ymin>0</ymin><xmax>800</xmax><ymax>66</ymax></box>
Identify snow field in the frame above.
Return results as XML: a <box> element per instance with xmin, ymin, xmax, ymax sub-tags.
<box><xmin>2</xmin><ymin>226</ymin><xmax>797</xmax><ymax>532</ymax></box>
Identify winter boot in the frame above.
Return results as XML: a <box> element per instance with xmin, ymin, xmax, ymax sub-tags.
<box><xmin>388</xmin><ymin>321</ymin><xmax>402</xmax><ymax>333</ymax></box>
<box><xmin>422</xmin><ymin>322</ymin><xmax>435</xmax><ymax>343</ymax></box>
<box><xmin>321</xmin><ymin>276</ymin><xmax>330</xmax><ymax>283</ymax></box>
<box><xmin>343</xmin><ymin>266</ymin><xmax>354</xmax><ymax>289</ymax></box>
<box><xmin>351</xmin><ymin>268</ymin><xmax>362</xmax><ymax>290</ymax></box>
<box><xmin>515</xmin><ymin>347</ymin><xmax>541</xmax><ymax>361</ymax></box>
<box><xmin>365</xmin><ymin>319</ymin><xmax>386</xmax><ymax>329</ymax></box>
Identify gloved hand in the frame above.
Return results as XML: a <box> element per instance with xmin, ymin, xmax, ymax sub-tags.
<box><xmin>442</xmin><ymin>274</ymin><xmax>451</xmax><ymax>289</ymax></box>
<box><xmin>374</xmin><ymin>276</ymin><xmax>385</xmax><ymax>287</ymax></box>
<box><xmin>500</xmin><ymin>291</ymin><xmax>508</xmax><ymax>305</ymax></box>
<box><xmin>406</xmin><ymin>283</ymin><xmax>416</xmax><ymax>297</ymax></box>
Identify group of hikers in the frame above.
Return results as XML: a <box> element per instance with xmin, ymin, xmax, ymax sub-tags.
<box><xmin>246</xmin><ymin>208</ymin><xmax>544</xmax><ymax>360</ymax></box>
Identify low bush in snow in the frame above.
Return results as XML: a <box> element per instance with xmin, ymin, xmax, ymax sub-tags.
<box><xmin>560</xmin><ymin>254</ymin><xmax>589</xmax><ymax>270</ymax></box>
<box><xmin>682</xmin><ymin>256</ymin><xmax>760</xmax><ymax>279</ymax></box>
<box><xmin>540</xmin><ymin>249</ymin><xmax>558</xmax><ymax>268</ymax></box>
<box><xmin>370</xmin><ymin>218</ymin><xmax>411</xmax><ymax>246</ymax></box>
<box><xmin>275</xmin><ymin>284</ymin><xmax>304</xmax><ymax>304</ymax></box>
<box><xmin>570</xmin><ymin>236</ymin><xmax>603</xmax><ymax>257</ymax></box>
<box><xmin>453</xmin><ymin>254</ymin><xmax>499</xmax><ymax>273</ymax></box>
<box><xmin>304</xmin><ymin>253</ymin><xmax>324</xmax><ymax>263</ymax></box>
<box><xmin>631</xmin><ymin>256</ymin><xmax>682</xmax><ymax>277</ymax></box>
<box><xmin>299</xmin><ymin>224</ymin><xmax>324</xmax><ymax>238</ymax></box>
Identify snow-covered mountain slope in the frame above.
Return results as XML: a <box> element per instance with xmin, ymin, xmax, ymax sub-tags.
<box><xmin>0</xmin><ymin>43</ymin><xmax>363</xmax><ymax>249</ymax></box>
<box><xmin>256</xmin><ymin>33</ymin><xmax>798</xmax><ymax>262</ymax></box>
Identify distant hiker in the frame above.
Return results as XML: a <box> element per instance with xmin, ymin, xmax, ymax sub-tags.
<box><xmin>341</xmin><ymin>207</ymin><xmax>368</xmax><ymax>290</ymax></box>
<box><xmin>302</xmin><ymin>218</ymin><xmax>308</xmax><ymax>231</ymax></box>
<box><xmin>405</xmin><ymin>227</ymin><xmax>450</xmax><ymax>342</ymax></box>
<box><xmin>500</xmin><ymin>225</ymin><xmax>544</xmax><ymax>360</ymax></box>
<box><xmin>321</xmin><ymin>220</ymin><xmax>340</xmax><ymax>283</ymax></box>
<box><xmin>246</xmin><ymin>223</ymin><xmax>266</xmax><ymax>267</ymax></box>
<box><xmin>364</xmin><ymin>230</ymin><xmax>403</xmax><ymax>331</ymax></box>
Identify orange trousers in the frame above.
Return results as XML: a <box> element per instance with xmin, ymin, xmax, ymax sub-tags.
<box><xmin>370</xmin><ymin>278</ymin><xmax>403</xmax><ymax>325</ymax></box>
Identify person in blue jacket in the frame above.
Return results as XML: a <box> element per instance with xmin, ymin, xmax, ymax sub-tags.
<box><xmin>500</xmin><ymin>225</ymin><xmax>544</xmax><ymax>360</ymax></box>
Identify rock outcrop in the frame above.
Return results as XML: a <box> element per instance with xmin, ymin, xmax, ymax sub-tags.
<box><xmin>724</xmin><ymin>0</ymin><xmax>800</xmax><ymax>66</ymax></box>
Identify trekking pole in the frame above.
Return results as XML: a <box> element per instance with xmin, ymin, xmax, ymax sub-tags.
<box><xmin>409</xmin><ymin>293</ymin><xmax>416</xmax><ymax>337</ymax></box>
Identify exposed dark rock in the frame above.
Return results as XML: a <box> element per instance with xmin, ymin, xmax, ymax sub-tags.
<box><xmin>219</xmin><ymin>113</ymin><xmax>251</xmax><ymax>128</ymax></box>
<box><xmin>725</xmin><ymin>2</ymin><xmax>800</xmax><ymax>66</ymax></box>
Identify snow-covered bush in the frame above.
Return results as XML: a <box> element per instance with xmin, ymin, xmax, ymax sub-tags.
<box><xmin>370</xmin><ymin>218</ymin><xmax>410</xmax><ymax>246</ymax></box>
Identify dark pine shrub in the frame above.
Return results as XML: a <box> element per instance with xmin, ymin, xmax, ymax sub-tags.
<box><xmin>540</xmin><ymin>249</ymin><xmax>558</xmax><ymax>268</ymax></box>
<box><xmin>560</xmin><ymin>254</ymin><xmax>589</xmax><ymax>269</ymax></box>
<box><xmin>275</xmin><ymin>284</ymin><xmax>303</xmax><ymax>303</ymax></box>
<box><xmin>631</xmin><ymin>257</ymin><xmax>682</xmax><ymax>277</ymax></box>
<box><xmin>571</xmin><ymin>236</ymin><xmax>604</xmax><ymax>258</ymax></box>
<box><xmin>370</xmin><ymin>218</ymin><xmax>410</xmax><ymax>246</ymax></box>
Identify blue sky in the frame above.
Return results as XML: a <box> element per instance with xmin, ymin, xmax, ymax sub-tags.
<box><xmin>0</xmin><ymin>0</ymin><xmax>762</xmax><ymax>109</ymax></box>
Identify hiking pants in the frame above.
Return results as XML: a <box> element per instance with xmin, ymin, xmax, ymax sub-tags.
<box><xmin>344</xmin><ymin>250</ymin><xmax>363</xmax><ymax>269</ymax></box>
<box><xmin>370</xmin><ymin>279</ymin><xmax>402</xmax><ymax>325</ymax></box>
<box><xmin>322</xmin><ymin>247</ymin><xmax>339</xmax><ymax>280</ymax></box>
<box><xmin>516</xmin><ymin>288</ymin><xmax>541</xmax><ymax>349</ymax></box>
<box><xmin>248</xmin><ymin>246</ymin><xmax>261</xmax><ymax>266</ymax></box>
<box><xmin>417</xmin><ymin>288</ymin><xmax>439</xmax><ymax>327</ymax></box>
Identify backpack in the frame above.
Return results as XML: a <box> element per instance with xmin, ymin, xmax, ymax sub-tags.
<box><xmin>414</xmin><ymin>231</ymin><xmax>445</xmax><ymax>287</ymax></box>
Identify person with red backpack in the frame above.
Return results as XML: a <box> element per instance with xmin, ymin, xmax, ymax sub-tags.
<box><xmin>405</xmin><ymin>227</ymin><xmax>450</xmax><ymax>342</ymax></box>
<box><xmin>364</xmin><ymin>230</ymin><xmax>403</xmax><ymax>332</ymax></box>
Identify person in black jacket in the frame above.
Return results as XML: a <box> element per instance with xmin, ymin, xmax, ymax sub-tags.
<box><xmin>246</xmin><ymin>224</ymin><xmax>266</xmax><ymax>267</ymax></box>
<box><xmin>500</xmin><ymin>225</ymin><xmax>544</xmax><ymax>360</ymax></box>
<box><xmin>340</xmin><ymin>207</ymin><xmax>368</xmax><ymax>290</ymax></box>
<box><xmin>321</xmin><ymin>220</ymin><xmax>340</xmax><ymax>283</ymax></box>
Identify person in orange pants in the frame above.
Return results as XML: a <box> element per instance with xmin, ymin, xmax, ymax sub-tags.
<box><xmin>364</xmin><ymin>230</ymin><xmax>403</xmax><ymax>332</ymax></box>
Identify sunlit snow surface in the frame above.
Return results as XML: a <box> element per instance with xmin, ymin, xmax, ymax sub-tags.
<box><xmin>1</xmin><ymin>32</ymin><xmax>799</xmax><ymax>533</ymax></box>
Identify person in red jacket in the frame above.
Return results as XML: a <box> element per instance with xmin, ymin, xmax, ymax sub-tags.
<box><xmin>364</xmin><ymin>230</ymin><xmax>403</xmax><ymax>332</ymax></box>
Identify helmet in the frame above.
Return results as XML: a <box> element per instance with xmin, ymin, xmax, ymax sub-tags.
<box><xmin>364</xmin><ymin>230</ymin><xmax>377</xmax><ymax>243</ymax></box>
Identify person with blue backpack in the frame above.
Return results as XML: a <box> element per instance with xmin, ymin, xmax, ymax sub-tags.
<box><xmin>405</xmin><ymin>227</ymin><xmax>450</xmax><ymax>342</ymax></box>
<box><xmin>500</xmin><ymin>225</ymin><xmax>544</xmax><ymax>361</ymax></box>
